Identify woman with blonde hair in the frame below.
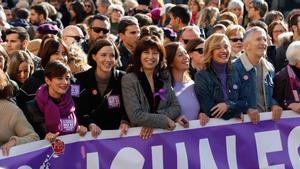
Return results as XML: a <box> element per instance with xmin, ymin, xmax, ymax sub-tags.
<box><xmin>194</xmin><ymin>33</ymin><xmax>247</xmax><ymax>126</ymax></box>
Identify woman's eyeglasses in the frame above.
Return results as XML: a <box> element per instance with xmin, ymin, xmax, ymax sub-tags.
<box><xmin>229</xmin><ymin>38</ymin><xmax>243</xmax><ymax>42</ymax></box>
<box><xmin>91</xmin><ymin>27</ymin><xmax>109</xmax><ymax>34</ymax></box>
<box><xmin>192</xmin><ymin>48</ymin><xmax>204</xmax><ymax>54</ymax></box>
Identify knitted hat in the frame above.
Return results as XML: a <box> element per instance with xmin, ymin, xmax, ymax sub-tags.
<box><xmin>146</xmin><ymin>8</ymin><xmax>161</xmax><ymax>22</ymax></box>
<box><xmin>162</xmin><ymin>27</ymin><xmax>177</xmax><ymax>41</ymax></box>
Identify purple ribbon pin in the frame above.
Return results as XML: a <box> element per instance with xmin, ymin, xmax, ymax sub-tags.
<box><xmin>154</xmin><ymin>88</ymin><xmax>167</xmax><ymax>100</ymax></box>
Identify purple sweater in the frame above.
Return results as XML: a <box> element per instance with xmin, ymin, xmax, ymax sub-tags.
<box><xmin>212</xmin><ymin>61</ymin><xmax>228</xmax><ymax>100</ymax></box>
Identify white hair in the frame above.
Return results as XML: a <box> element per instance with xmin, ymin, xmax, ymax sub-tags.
<box><xmin>228</xmin><ymin>0</ymin><xmax>244</xmax><ymax>10</ymax></box>
<box><xmin>286</xmin><ymin>41</ymin><xmax>300</xmax><ymax>66</ymax></box>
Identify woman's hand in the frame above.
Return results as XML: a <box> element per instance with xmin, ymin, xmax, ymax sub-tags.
<box><xmin>271</xmin><ymin>105</ymin><xmax>282</xmax><ymax>121</ymax></box>
<box><xmin>166</xmin><ymin>118</ymin><xmax>176</xmax><ymax>130</ymax></box>
<box><xmin>211</xmin><ymin>102</ymin><xmax>228</xmax><ymax>118</ymax></box>
<box><xmin>119</xmin><ymin>123</ymin><xmax>129</xmax><ymax>137</ymax></box>
<box><xmin>140</xmin><ymin>127</ymin><xmax>153</xmax><ymax>140</ymax></box>
<box><xmin>76</xmin><ymin>125</ymin><xmax>88</xmax><ymax>137</ymax></box>
<box><xmin>45</xmin><ymin>132</ymin><xmax>60</xmax><ymax>143</ymax></box>
<box><xmin>175</xmin><ymin>115</ymin><xmax>189</xmax><ymax>128</ymax></box>
<box><xmin>1</xmin><ymin>138</ymin><xmax>16</xmax><ymax>156</ymax></box>
<box><xmin>198</xmin><ymin>113</ymin><xmax>209</xmax><ymax>126</ymax></box>
<box><xmin>247</xmin><ymin>108</ymin><xmax>260</xmax><ymax>124</ymax></box>
<box><xmin>89</xmin><ymin>123</ymin><xmax>101</xmax><ymax>138</ymax></box>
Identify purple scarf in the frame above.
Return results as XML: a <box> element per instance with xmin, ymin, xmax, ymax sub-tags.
<box><xmin>35</xmin><ymin>84</ymin><xmax>77</xmax><ymax>135</ymax></box>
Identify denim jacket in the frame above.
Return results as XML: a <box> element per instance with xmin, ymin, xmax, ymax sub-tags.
<box><xmin>232</xmin><ymin>53</ymin><xmax>278</xmax><ymax>112</ymax></box>
<box><xmin>194</xmin><ymin>64</ymin><xmax>248</xmax><ymax>120</ymax></box>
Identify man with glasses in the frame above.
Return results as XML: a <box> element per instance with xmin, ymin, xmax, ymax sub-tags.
<box><xmin>178</xmin><ymin>26</ymin><xmax>201</xmax><ymax>48</ymax></box>
<box><xmin>62</xmin><ymin>25</ymin><xmax>84</xmax><ymax>46</ymax></box>
<box><xmin>117</xmin><ymin>16</ymin><xmax>140</xmax><ymax>71</ymax></box>
<box><xmin>87</xmin><ymin>14</ymin><xmax>111</xmax><ymax>51</ymax></box>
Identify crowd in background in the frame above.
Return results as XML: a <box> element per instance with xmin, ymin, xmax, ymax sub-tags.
<box><xmin>0</xmin><ymin>0</ymin><xmax>300</xmax><ymax>157</ymax></box>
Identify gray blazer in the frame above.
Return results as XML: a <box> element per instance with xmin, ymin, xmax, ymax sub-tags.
<box><xmin>121</xmin><ymin>72</ymin><xmax>181</xmax><ymax>129</ymax></box>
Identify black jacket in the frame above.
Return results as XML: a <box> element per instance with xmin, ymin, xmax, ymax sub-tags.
<box><xmin>74</xmin><ymin>68</ymin><xmax>129</xmax><ymax>129</ymax></box>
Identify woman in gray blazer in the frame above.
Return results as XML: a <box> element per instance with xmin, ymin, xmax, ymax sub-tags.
<box><xmin>121</xmin><ymin>36</ymin><xmax>185</xmax><ymax>139</ymax></box>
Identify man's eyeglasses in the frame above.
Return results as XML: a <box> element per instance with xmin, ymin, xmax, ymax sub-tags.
<box><xmin>192</xmin><ymin>48</ymin><xmax>204</xmax><ymax>54</ymax></box>
<box><xmin>66</xmin><ymin>35</ymin><xmax>83</xmax><ymax>42</ymax></box>
<box><xmin>84</xmin><ymin>4</ymin><xmax>91</xmax><ymax>8</ymax></box>
<box><xmin>91</xmin><ymin>27</ymin><xmax>109</xmax><ymax>34</ymax></box>
<box><xmin>229</xmin><ymin>38</ymin><xmax>243</xmax><ymax>42</ymax></box>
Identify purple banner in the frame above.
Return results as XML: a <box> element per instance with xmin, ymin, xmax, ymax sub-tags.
<box><xmin>1</xmin><ymin>111</ymin><xmax>300</xmax><ymax>169</ymax></box>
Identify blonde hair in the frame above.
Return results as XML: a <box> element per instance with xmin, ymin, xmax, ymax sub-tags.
<box><xmin>203</xmin><ymin>33</ymin><xmax>230</xmax><ymax>68</ymax></box>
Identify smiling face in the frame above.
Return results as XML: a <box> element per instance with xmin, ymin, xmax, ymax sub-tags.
<box><xmin>140</xmin><ymin>48</ymin><xmax>160</xmax><ymax>72</ymax></box>
<box><xmin>46</xmin><ymin>72</ymin><xmax>71</xmax><ymax>99</ymax></box>
<box><xmin>212</xmin><ymin>38</ymin><xmax>231</xmax><ymax>64</ymax></box>
<box><xmin>92</xmin><ymin>45</ymin><xmax>116</xmax><ymax>74</ymax></box>
<box><xmin>229</xmin><ymin>31</ymin><xmax>244</xmax><ymax>54</ymax></box>
<box><xmin>172</xmin><ymin>45</ymin><xmax>190</xmax><ymax>71</ymax></box>
<box><xmin>244</xmin><ymin>30</ymin><xmax>267</xmax><ymax>59</ymax></box>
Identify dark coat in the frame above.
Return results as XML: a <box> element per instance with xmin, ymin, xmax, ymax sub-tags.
<box><xmin>74</xmin><ymin>68</ymin><xmax>129</xmax><ymax>130</ymax></box>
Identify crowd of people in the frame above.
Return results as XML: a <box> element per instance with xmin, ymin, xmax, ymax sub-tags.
<box><xmin>0</xmin><ymin>0</ymin><xmax>299</xmax><ymax>157</ymax></box>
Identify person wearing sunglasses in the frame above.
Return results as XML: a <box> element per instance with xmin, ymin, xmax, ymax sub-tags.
<box><xmin>83</xmin><ymin>0</ymin><xmax>96</xmax><ymax>16</ymax></box>
<box><xmin>185</xmin><ymin>38</ymin><xmax>205</xmax><ymax>80</ymax></box>
<box><xmin>62</xmin><ymin>25</ymin><xmax>85</xmax><ymax>46</ymax></box>
<box><xmin>87</xmin><ymin>14</ymin><xmax>111</xmax><ymax>50</ymax></box>
<box><xmin>178</xmin><ymin>26</ymin><xmax>201</xmax><ymax>48</ymax></box>
<box><xmin>225</xmin><ymin>25</ymin><xmax>245</xmax><ymax>60</ymax></box>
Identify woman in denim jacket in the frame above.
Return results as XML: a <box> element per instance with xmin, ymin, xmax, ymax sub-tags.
<box><xmin>194</xmin><ymin>33</ymin><xmax>247</xmax><ymax>126</ymax></box>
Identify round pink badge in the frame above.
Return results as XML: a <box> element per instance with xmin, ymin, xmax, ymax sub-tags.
<box><xmin>243</xmin><ymin>75</ymin><xmax>249</xmax><ymax>80</ymax></box>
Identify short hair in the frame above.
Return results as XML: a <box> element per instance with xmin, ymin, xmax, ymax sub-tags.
<box><xmin>31</xmin><ymin>4</ymin><xmax>48</xmax><ymax>19</ymax></box>
<box><xmin>211</xmin><ymin>24</ymin><xmax>226</xmax><ymax>34</ymax></box>
<box><xmin>289</xmin><ymin>13</ymin><xmax>300</xmax><ymax>32</ymax></box>
<box><xmin>247</xmin><ymin>20</ymin><xmax>268</xmax><ymax>33</ymax></box>
<box><xmin>249</xmin><ymin>0</ymin><xmax>268</xmax><ymax>18</ymax></box>
<box><xmin>14</xmin><ymin>8</ymin><xmax>30</xmax><ymax>20</ymax></box>
<box><xmin>225</xmin><ymin>24</ymin><xmax>245</xmax><ymax>38</ymax></box>
<box><xmin>169</xmin><ymin>5</ymin><xmax>191</xmax><ymax>25</ymax></box>
<box><xmin>217</xmin><ymin>19</ymin><xmax>234</xmax><ymax>27</ymax></box>
<box><xmin>287</xmin><ymin>9</ymin><xmax>300</xmax><ymax>30</ymax></box>
<box><xmin>140</xmin><ymin>25</ymin><xmax>164</xmax><ymax>41</ymax></box>
<box><xmin>7</xmin><ymin>50</ymin><xmax>34</xmax><ymax>84</ymax></box>
<box><xmin>137</xmin><ymin>0</ymin><xmax>150</xmax><ymax>5</ymax></box>
<box><xmin>0</xmin><ymin>69</ymin><xmax>13</xmax><ymax>99</ymax></box>
<box><xmin>88</xmin><ymin>14</ymin><xmax>110</xmax><ymax>28</ymax></box>
<box><xmin>228</xmin><ymin>0</ymin><xmax>244</xmax><ymax>11</ymax></box>
<box><xmin>127</xmin><ymin>36</ymin><xmax>166</xmax><ymax>74</ymax></box>
<box><xmin>96</xmin><ymin>0</ymin><xmax>112</xmax><ymax>7</ymax></box>
<box><xmin>5</xmin><ymin>27</ymin><xmax>30</xmax><ymax>41</ymax></box>
<box><xmin>88</xmin><ymin>39</ymin><xmax>119</xmax><ymax>67</ymax></box>
<box><xmin>44</xmin><ymin>61</ymin><xmax>71</xmax><ymax>80</ymax></box>
<box><xmin>243</xmin><ymin>26</ymin><xmax>266</xmax><ymax>42</ymax></box>
<box><xmin>107</xmin><ymin>4</ymin><xmax>124</xmax><ymax>17</ymax></box>
<box><xmin>286</xmin><ymin>41</ymin><xmax>300</xmax><ymax>66</ymax></box>
<box><xmin>264</xmin><ymin>10</ymin><xmax>284</xmax><ymax>26</ymax></box>
<box><xmin>134</xmin><ymin>13</ymin><xmax>153</xmax><ymax>28</ymax></box>
<box><xmin>118</xmin><ymin>16</ymin><xmax>139</xmax><ymax>34</ymax></box>
<box><xmin>203</xmin><ymin>33</ymin><xmax>230</xmax><ymax>68</ymax></box>
<box><xmin>219</xmin><ymin>12</ymin><xmax>239</xmax><ymax>25</ymax></box>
